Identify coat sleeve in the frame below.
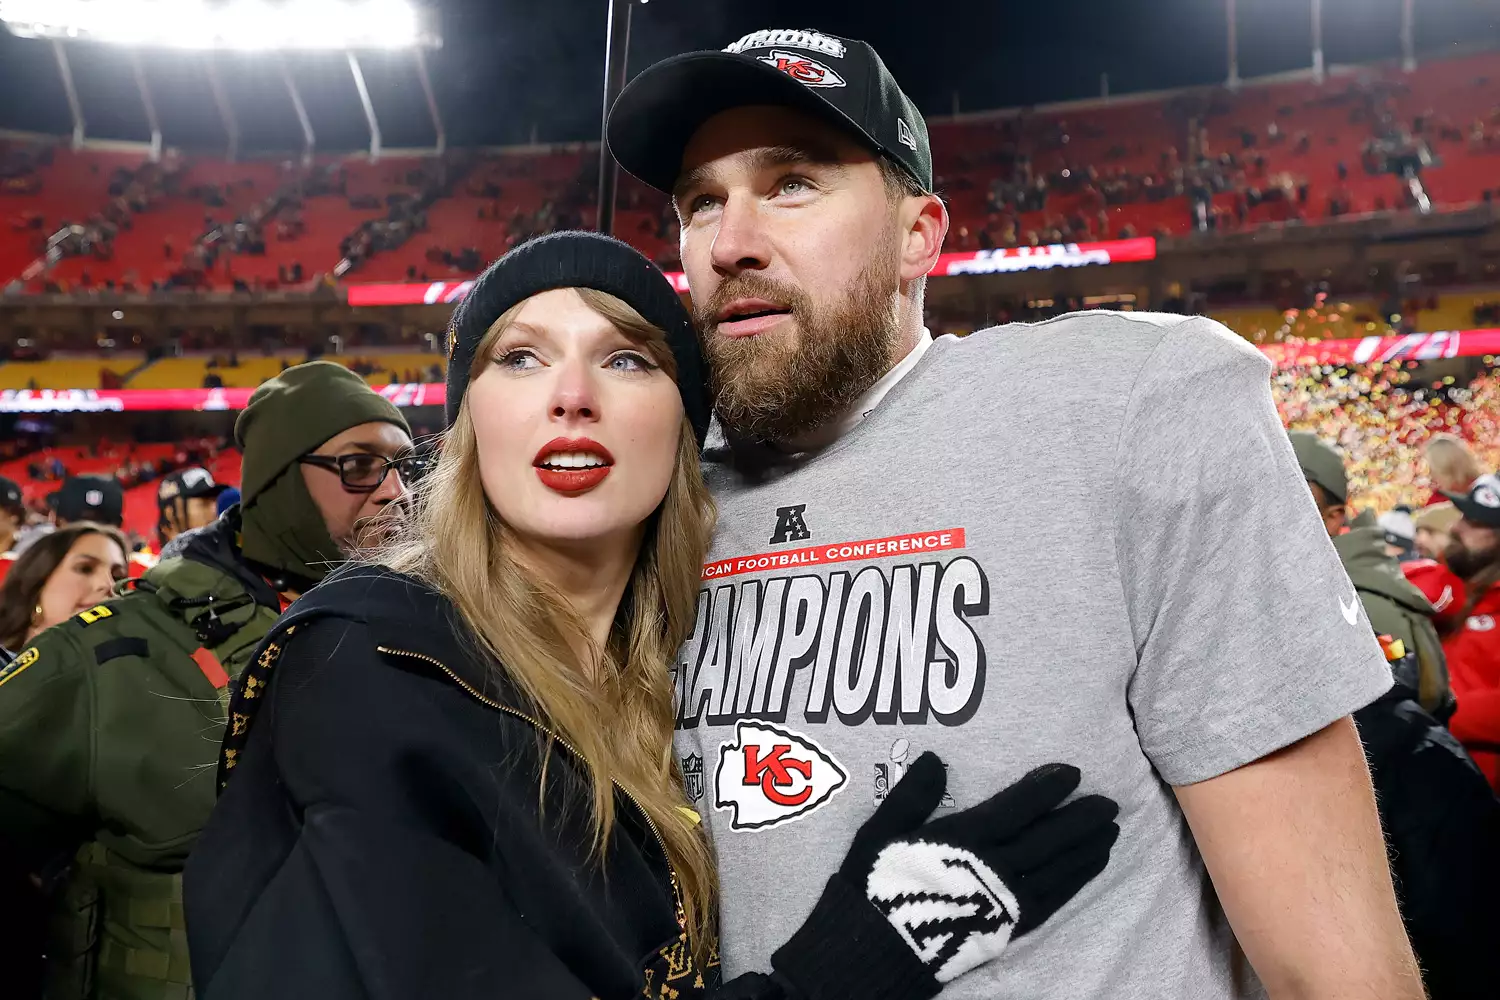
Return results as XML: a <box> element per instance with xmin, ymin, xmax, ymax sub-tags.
<box><xmin>0</xmin><ymin>626</ymin><xmax>96</xmax><ymax>869</ymax></box>
<box><xmin>187</xmin><ymin>617</ymin><xmax>601</xmax><ymax>1000</ymax></box>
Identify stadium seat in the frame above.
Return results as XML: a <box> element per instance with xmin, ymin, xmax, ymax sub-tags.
<box><xmin>0</xmin><ymin>357</ymin><xmax>140</xmax><ymax>390</ymax></box>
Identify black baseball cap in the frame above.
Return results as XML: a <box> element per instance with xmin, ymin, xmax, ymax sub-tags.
<box><xmin>607</xmin><ymin>27</ymin><xmax>932</xmax><ymax>196</ymax></box>
<box><xmin>49</xmin><ymin>475</ymin><xmax>124</xmax><ymax>527</ymax></box>
<box><xmin>1444</xmin><ymin>472</ymin><xmax>1500</xmax><ymax>528</ymax></box>
<box><xmin>0</xmin><ymin>475</ymin><xmax>22</xmax><ymax>515</ymax></box>
<box><xmin>157</xmin><ymin>466</ymin><xmax>227</xmax><ymax>508</ymax></box>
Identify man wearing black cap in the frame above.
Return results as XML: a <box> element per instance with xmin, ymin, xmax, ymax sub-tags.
<box><xmin>0</xmin><ymin>361</ymin><xmax>412</xmax><ymax>1000</ymax></box>
<box><xmin>609</xmin><ymin>28</ymin><xmax>1419</xmax><ymax>999</ymax></box>
<box><xmin>156</xmin><ymin>466</ymin><xmax>228</xmax><ymax>549</ymax></box>
<box><xmin>49</xmin><ymin>474</ymin><xmax>125</xmax><ymax>529</ymax></box>
<box><xmin>1288</xmin><ymin>433</ymin><xmax>1500</xmax><ymax>998</ymax></box>
<box><xmin>1435</xmin><ymin>472</ymin><xmax>1500</xmax><ymax>792</ymax></box>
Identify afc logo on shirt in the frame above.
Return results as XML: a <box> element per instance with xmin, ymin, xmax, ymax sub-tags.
<box><xmin>769</xmin><ymin>504</ymin><xmax>811</xmax><ymax>544</ymax></box>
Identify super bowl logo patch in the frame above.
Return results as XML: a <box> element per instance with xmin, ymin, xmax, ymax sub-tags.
<box><xmin>714</xmin><ymin>720</ymin><xmax>847</xmax><ymax>831</ymax></box>
<box><xmin>0</xmin><ymin>646</ymin><xmax>40</xmax><ymax>689</ymax></box>
<box><xmin>758</xmin><ymin>50</ymin><xmax>846</xmax><ymax>88</ymax></box>
<box><xmin>876</xmin><ymin>738</ymin><xmax>955</xmax><ymax>808</ymax></box>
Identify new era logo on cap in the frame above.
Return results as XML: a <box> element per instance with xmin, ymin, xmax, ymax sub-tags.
<box><xmin>897</xmin><ymin>118</ymin><xmax>917</xmax><ymax>151</ymax></box>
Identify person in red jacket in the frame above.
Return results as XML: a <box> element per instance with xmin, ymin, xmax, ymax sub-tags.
<box><xmin>1433</xmin><ymin>472</ymin><xmax>1500</xmax><ymax>790</ymax></box>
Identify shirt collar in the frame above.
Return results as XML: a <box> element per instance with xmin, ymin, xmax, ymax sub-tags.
<box><xmin>783</xmin><ymin>328</ymin><xmax>934</xmax><ymax>452</ymax></box>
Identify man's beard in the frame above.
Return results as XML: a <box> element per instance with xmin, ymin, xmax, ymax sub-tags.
<box><xmin>1444</xmin><ymin>536</ymin><xmax>1500</xmax><ymax>580</ymax></box>
<box><xmin>694</xmin><ymin>233</ymin><xmax>901</xmax><ymax>445</ymax></box>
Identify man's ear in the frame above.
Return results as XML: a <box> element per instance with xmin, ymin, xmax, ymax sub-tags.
<box><xmin>899</xmin><ymin>193</ymin><xmax>948</xmax><ymax>285</ymax></box>
<box><xmin>1327</xmin><ymin>503</ymin><xmax>1349</xmax><ymax>533</ymax></box>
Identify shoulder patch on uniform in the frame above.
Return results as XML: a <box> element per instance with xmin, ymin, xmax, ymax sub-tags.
<box><xmin>94</xmin><ymin>637</ymin><xmax>150</xmax><ymax>665</ymax></box>
<box><xmin>76</xmin><ymin>605</ymin><xmax>114</xmax><ymax>626</ymax></box>
<box><xmin>0</xmin><ymin>647</ymin><xmax>40</xmax><ymax>689</ymax></box>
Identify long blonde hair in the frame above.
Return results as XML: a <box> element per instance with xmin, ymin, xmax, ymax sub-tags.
<box><xmin>376</xmin><ymin>288</ymin><xmax>719</xmax><ymax>957</ymax></box>
<box><xmin>1426</xmin><ymin>433</ymin><xmax>1482</xmax><ymax>494</ymax></box>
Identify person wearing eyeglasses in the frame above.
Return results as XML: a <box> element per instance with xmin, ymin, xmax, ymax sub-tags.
<box><xmin>297</xmin><ymin>437</ymin><xmax>427</xmax><ymax>553</ymax></box>
<box><xmin>0</xmin><ymin>361</ymin><xmax>412</xmax><ymax>1000</ymax></box>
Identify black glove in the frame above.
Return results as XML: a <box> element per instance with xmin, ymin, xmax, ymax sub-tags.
<box><xmin>772</xmin><ymin>753</ymin><xmax>1119</xmax><ymax>1000</ymax></box>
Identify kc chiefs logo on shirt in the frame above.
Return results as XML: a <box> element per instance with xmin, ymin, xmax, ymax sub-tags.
<box><xmin>715</xmin><ymin>720</ymin><xmax>848</xmax><ymax>830</ymax></box>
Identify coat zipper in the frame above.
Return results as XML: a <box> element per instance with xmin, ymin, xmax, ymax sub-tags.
<box><xmin>375</xmin><ymin>645</ymin><xmax>688</xmax><ymax>934</ymax></box>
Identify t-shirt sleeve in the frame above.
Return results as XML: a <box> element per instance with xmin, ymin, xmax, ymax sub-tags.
<box><xmin>1113</xmin><ymin>317</ymin><xmax>1392</xmax><ymax>786</ymax></box>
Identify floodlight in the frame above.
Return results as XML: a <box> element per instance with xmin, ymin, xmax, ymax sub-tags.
<box><xmin>0</xmin><ymin>0</ymin><xmax>438</xmax><ymax>51</ymax></box>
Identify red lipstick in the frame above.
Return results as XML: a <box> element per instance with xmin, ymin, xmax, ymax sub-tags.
<box><xmin>532</xmin><ymin>437</ymin><xmax>614</xmax><ymax>496</ymax></box>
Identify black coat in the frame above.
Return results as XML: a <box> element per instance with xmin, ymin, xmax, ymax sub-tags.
<box><xmin>1356</xmin><ymin>686</ymin><xmax>1500</xmax><ymax>1000</ymax></box>
<box><xmin>183</xmin><ymin>564</ymin><xmax>740</xmax><ymax>1000</ymax></box>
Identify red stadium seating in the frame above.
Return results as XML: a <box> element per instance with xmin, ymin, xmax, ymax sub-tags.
<box><xmin>2</xmin><ymin>50</ymin><xmax>1496</xmax><ymax>290</ymax></box>
<box><xmin>0</xmin><ymin>443</ymin><xmax>242</xmax><ymax>543</ymax></box>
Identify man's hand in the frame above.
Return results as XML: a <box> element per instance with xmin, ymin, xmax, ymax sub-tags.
<box><xmin>1174</xmin><ymin>717</ymin><xmax>1424</xmax><ymax>999</ymax></box>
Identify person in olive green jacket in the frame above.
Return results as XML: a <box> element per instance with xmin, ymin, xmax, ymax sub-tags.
<box><xmin>1290</xmin><ymin>431</ymin><xmax>1455</xmax><ymax>719</ymax></box>
<box><xmin>0</xmin><ymin>362</ymin><xmax>415</xmax><ymax>1000</ymax></box>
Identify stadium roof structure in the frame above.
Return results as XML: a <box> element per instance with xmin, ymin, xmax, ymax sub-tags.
<box><xmin>0</xmin><ymin>0</ymin><xmax>444</xmax><ymax>162</ymax></box>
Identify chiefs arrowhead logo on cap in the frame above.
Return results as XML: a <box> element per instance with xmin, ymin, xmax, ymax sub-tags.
<box><xmin>757</xmin><ymin>50</ymin><xmax>847</xmax><ymax>88</ymax></box>
<box><xmin>714</xmin><ymin>720</ymin><xmax>847</xmax><ymax>831</ymax></box>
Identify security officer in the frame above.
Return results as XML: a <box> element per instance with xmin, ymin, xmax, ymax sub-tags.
<box><xmin>0</xmin><ymin>361</ymin><xmax>413</xmax><ymax>1000</ymax></box>
<box><xmin>1290</xmin><ymin>431</ymin><xmax>1454</xmax><ymax>717</ymax></box>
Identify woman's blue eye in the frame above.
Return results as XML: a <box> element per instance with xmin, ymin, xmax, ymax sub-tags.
<box><xmin>607</xmin><ymin>352</ymin><xmax>656</xmax><ymax>372</ymax></box>
<box><xmin>495</xmin><ymin>349</ymin><xmax>540</xmax><ymax>370</ymax></box>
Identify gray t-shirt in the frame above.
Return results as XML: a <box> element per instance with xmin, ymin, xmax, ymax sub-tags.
<box><xmin>674</xmin><ymin>311</ymin><xmax>1392</xmax><ymax>999</ymax></box>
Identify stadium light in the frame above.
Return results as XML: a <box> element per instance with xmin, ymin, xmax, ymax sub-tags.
<box><xmin>0</xmin><ymin>0</ymin><xmax>438</xmax><ymax>51</ymax></box>
<box><xmin>3</xmin><ymin>0</ymin><xmax>444</xmax><ymax>162</ymax></box>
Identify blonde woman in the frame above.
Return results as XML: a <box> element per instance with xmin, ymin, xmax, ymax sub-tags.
<box><xmin>182</xmin><ymin>233</ymin><xmax>1119</xmax><ymax>1000</ymax></box>
<box><xmin>1425</xmin><ymin>433</ymin><xmax>1482</xmax><ymax>502</ymax></box>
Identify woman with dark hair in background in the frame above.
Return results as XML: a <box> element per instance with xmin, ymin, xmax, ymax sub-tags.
<box><xmin>0</xmin><ymin>520</ymin><xmax>127</xmax><ymax>1000</ymax></box>
<box><xmin>185</xmin><ymin>233</ymin><xmax>1120</xmax><ymax>1000</ymax></box>
<box><xmin>0</xmin><ymin>521</ymin><xmax>128</xmax><ymax>660</ymax></box>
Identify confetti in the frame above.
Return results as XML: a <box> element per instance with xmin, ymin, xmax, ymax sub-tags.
<box><xmin>1274</xmin><ymin>354</ymin><xmax>1500</xmax><ymax>513</ymax></box>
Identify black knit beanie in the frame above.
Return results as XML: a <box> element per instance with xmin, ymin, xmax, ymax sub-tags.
<box><xmin>444</xmin><ymin>231</ymin><xmax>709</xmax><ymax>444</ymax></box>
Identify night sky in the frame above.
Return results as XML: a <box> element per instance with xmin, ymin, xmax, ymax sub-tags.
<box><xmin>0</xmin><ymin>0</ymin><xmax>1496</xmax><ymax>152</ymax></box>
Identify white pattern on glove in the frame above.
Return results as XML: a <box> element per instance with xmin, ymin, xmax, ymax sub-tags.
<box><xmin>866</xmin><ymin>840</ymin><xmax>1021</xmax><ymax>983</ymax></box>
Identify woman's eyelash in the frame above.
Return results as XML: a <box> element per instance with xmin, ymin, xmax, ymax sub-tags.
<box><xmin>494</xmin><ymin>348</ymin><xmax>538</xmax><ymax>368</ymax></box>
<box><xmin>612</xmin><ymin>351</ymin><xmax>659</xmax><ymax>370</ymax></box>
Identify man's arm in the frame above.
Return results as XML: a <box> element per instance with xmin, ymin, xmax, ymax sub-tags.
<box><xmin>1174</xmin><ymin>717</ymin><xmax>1423</xmax><ymax>1000</ymax></box>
